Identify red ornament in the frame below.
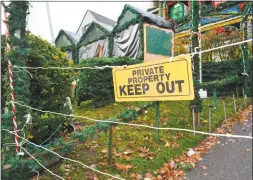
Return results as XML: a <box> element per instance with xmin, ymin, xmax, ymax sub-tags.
<box><xmin>238</xmin><ymin>3</ymin><xmax>245</xmax><ymax>9</ymax></box>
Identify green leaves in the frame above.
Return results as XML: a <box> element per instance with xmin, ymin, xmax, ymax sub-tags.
<box><xmin>201</xmin><ymin>76</ymin><xmax>239</xmax><ymax>89</ymax></box>
<box><xmin>77</xmin><ymin>57</ymin><xmax>141</xmax><ymax>108</ymax></box>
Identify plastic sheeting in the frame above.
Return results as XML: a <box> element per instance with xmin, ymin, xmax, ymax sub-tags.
<box><xmin>113</xmin><ymin>23</ymin><xmax>141</xmax><ymax>59</ymax></box>
<box><xmin>79</xmin><ymin>38</ymin><xmax>109</xmax><ymax>59</ymax></box>
<box><xmin>66</xmin><ymin>51</ymin><xmax>73</xmax><ymax>60</ymax></box>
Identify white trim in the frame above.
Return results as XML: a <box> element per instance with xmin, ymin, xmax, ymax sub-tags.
<box><xmin>149</xmin><ymin>8</ymin><xmax>159</xmax><ymax>13</ymax></box>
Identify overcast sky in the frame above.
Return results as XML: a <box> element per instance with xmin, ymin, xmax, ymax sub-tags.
<box><xmin>1</xmin><ymin>1</ymin><xmax>152</xmax><ymax>43</ymax></box>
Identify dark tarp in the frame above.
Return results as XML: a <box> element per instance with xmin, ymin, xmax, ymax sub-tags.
<box><xmin>79</xmin><ymin>38</ymin><xmax>109</xmax><ymax>59</ymax></box>
<box><xmin>113</xmin><ymin>24</ymin><xmax>141</xmax><ymax>59</ymax></box>
<box><xmin>125</xmin><ymin>4</ymin><xmax>174</xmax><ymax>30</ymax></box>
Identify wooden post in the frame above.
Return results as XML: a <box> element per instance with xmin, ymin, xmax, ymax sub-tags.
<box><xmin>155</xmin><ymin>101</ymin><xmax>160</xmax><ymax>142</ymax></box>
<box><xmin>108</xmin><ymin>123</ymin><xmax>113</xmax><ymax>166</ymax></box>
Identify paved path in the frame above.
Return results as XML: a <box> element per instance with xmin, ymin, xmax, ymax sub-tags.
<box><xmin>185</xmin><ymin>112</ymin><xmax>252</xmax><ymax>180</ymax></box>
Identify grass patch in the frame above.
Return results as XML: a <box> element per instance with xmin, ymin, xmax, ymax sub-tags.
<box><xmin>39</xmin><ymin>96</ymin><xmax>251</xmax><ymax>180</ymax></box>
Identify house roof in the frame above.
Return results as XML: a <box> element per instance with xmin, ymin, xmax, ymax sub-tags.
<box><xmin>55</xmin><ymin>29</ymin><xmax>81</xmax><ymax>47</ymax></box>
<box><xmin>76</xmin><ymin>10</ymin><xmax>116</xmax><ymax>33</ymax></box>
<box><xmin>63</xmin><ymin>30</ymin><xmax>81</xmax><ymax>44</ymax></box>
<box><xmin>89</xmin><ymin>10</ymin><xmax>116</xmax><ymax>27</ymax></box>
<box><xmin>125</xmin><ymin>4</ymin><xmax>174</xmax><ymax>30</ymax></box>
<box><xmin>78</xmin><ymin>21</ymin><xmax>111</xmax><ymax>46</ymax></box>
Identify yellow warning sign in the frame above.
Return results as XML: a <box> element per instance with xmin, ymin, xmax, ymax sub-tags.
<box><xmin>112</xmin><ymin>55</ymin><xmax>194</xmax><ymax>102</ymax></box>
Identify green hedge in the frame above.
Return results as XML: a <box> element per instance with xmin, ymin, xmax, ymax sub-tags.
<box><xmin>202</xmin><ymin>59</ymin><xmax>252</xmax><ymax>96</ymax></box>
<box><xmin>77</xmin><ymin>57</ymin><xmax>142</xmax><ymax>107</ymax></box>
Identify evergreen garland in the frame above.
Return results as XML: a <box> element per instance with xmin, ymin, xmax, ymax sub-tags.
<box><xmin>3</xmin><ymin>1</ymin><xmax>30</xmax><ymax>156</ymax></box>
<box><xmin>190</xmin><ymin>0</ymin><xmax>202</xmax><ymax>112</ymax></box>
<box><xmin>55</xmin><ymin>30</ymin><xmax>79</xmax><ymax>64</ymax></box>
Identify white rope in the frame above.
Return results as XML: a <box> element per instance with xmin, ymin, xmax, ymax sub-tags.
<box><xmin>2</xmin><ymin>129</ymin><xmax>125</xmax><ymax>180</ymax></box>
<box><xmin>11</xmin><ymin>101</ymin><xmax>253</xmax><ymax>139</ymax></box>
<box><xmin>39</xmin><ymin>124</ymin><xmax>62</xmax><ymax>145</ymax></box>
<box><xmin>32</xmin><ymin>169</ymin><xmax>40</xmax><ymax>180</ymax></box>
<box><xmin>11</xmin><ymin>39</ymin><xmax>252</xmax><ymax>70</ymax></box>
<box><xmin>13</xmin><ymin>65</ymin><xmax>126</xmax><ymax>70</ymax></box>
<box><xmin>190</xmin><ymin>39</ymin><xmax>252</xmax><ymax>57</ymax></box>
<box><xmin>21</xmin><ymin>147</ymin><xmax>65</xmax><ymax>180</ymax></box>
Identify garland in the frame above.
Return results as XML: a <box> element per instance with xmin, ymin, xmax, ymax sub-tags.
<box><xmin>158</xmin><ymin>2</ymin><xmax>162</xmax><ymax>17</ymax></box>
<box><xmin>55</xmin><ymin>30</ymin><xmax>79</xmax><ymax>64</ymax></box>
<box><xmin>1</xmin><ymin>102</ymin><xmax>155</xmax><ymax>178</ymax></box>
<box><xmin>201</xmin><ymin>76</ymin><xmax>239</xmax><ymax>89</ymax></box>
<box><xmin>190</xmin><ymin>0</ymin><xmax>202</xmax><ymax>112</ymax></box>
<box><xmin>112</xmin><ymin>5</ymin><xmax>141</xmax><ymax>33</ymax></box>
<box><xmin>3</xmin><ymin>1</ymin><xmax>30</xmax><ymax>155</ymax></box>
<box><xmin>77</xmin><ymin>22</ymin><xmax>112</xmax><ymax>60</ymax></box>
<box><xmin>78</xmin><ymin>22</ymin><xmax>110</xmax><ymax>46</ymax></box>
<box><xmin>77</xmin><ymin>35</ymin><xmax>108</xmax><ymax>49</ymax></box>
<box><xmin>138</xmin><ymin>18</ymin><xmax>144</xmax><ymax>60</ymax></box>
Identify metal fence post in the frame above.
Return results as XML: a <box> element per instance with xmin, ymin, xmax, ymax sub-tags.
<box><xmin>155</xmin><ymin>101</ymin><xmax>160</xmax><ymax>142</ymax></box>
<box><xmin>191</xmin><ymin>105</ymin><xmax>196</xmax><ymax>136</ymax></box>
<box><xmin>108</xmin><ymin>123</ymin><xmax>113</xmax><ymax>167</ymax></box>
<box><xmin>233</xmin><ymin>93</ymin><xmax>237</xmax><ymax>113</ymax></box>
<box><xmin>213</xmin><ymin>88</ymin><xmax>217</xmax><ymax>109</ymax></box>
<box><xmin>222</xmin><ymin>98</ymin><xmax>227</xmax><ymax>123</ymax></box>
<box><xmin>243</xmin><ymin>88</ymin><xmax>246</xmax><ymax>108</ymax></box>
<box><xmin>208</xmin><ymin>104</ymin><xmax>212</xmax><ymax>133</ymax></box>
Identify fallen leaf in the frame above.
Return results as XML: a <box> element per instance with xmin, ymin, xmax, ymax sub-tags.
<box><xmin>123</xmin><ymin>149</ymin><xmax>133</xmax><ymax>155</ymax></box>
<box><xmin>130</xmin><ymin>173</ymin><xmax>136</xmax><ymax>179</ymax></box>
<box><xmin>247</xmin><ymin>148</ymin><xmax>251</xmax><ymax>152</ymax></box>
<box><xmin>145</xmin><ymin>172</ymin><xmax>153</xmax><ymax>179</ymax></box>
<box><xmin>202</xmin><ymin>165</ymin><xmax>207</xmax><ymax>170</ymax></box>
<box><xmin>115</xmin><ymin>162</ymin><xmax>132</xmax><ymax>173</ymax></box>
<box><xmin>136</xmin><ymin>174</ymin><xmax>143</xmax><ymax>180</ymax></box>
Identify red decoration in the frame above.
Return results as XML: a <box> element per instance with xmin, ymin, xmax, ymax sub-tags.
<box><xmin>168</xmin><ymin>1</ymin><xmax>174</xmax><ymax>7</ymax></box>
<box><xmin>238</xmin><ymin>2</ymin><xmax>245</xmax><ymax>10</ymax></box>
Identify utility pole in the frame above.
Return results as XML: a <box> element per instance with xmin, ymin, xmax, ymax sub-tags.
<box><xmin>46</xmin><ymin>1</ymin><xmax>55</xmax><ymax>44</ymax></box>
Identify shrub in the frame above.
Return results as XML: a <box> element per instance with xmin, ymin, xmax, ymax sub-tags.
<box><xmin>77</xmin><ymin>57</ymin><xmax>142</xmax><ymax>107</ymax></box>
<box><xmin>25</xmin><ymin>34</ymin><xmax>75</xmax><ymax>143</ymax></box>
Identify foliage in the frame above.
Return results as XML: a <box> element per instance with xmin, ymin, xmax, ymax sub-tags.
<box><xmin>202</xmin><ymin>29</ymin><xmax>242</xmax><ymax>61</ymax></box>
<box><xmin>174</xmin><ymin>37</ymin><xmax>188</xmax><ymax>56</ymax></box>
<box><xmin>77</xmin><ymin>57</ymin><xmax>141</xmax><ymax>107</ymax></box>
<box><xmin>4</xmin><ymin>1</ymin><xmax>30</xmax><ymax>121</ymax></box>
<box><xmin>201</xmin><ymin>59</ymin><xmax>253</xmax><ymax>96</ymax></box>
<box><xmin>117</xmin><ymin>109</ymin><xmax>138</xmax><ymax>123</ymax></box>
<box><xmin>201</xmin><ymin>75</ymin><xmax>239</xmax><ymax>89</ymax></box>
<box><xmin>1</xmin><ymin>35</ymin><xmax>8</xmax><ymax>112</ymax></box>
<box><xmin>1</xmin><ymin>155</ymin><xmax>36</xmax><ymax>180</ymax></box>
<box><xmin>26</xmin><ymin>34</ymin><xmax>74</xmax><ymax>142</ymax></box>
